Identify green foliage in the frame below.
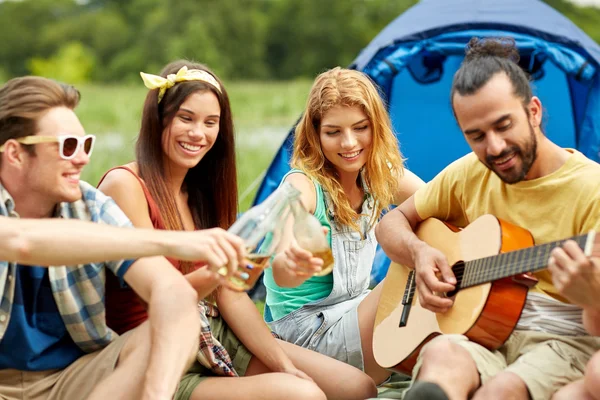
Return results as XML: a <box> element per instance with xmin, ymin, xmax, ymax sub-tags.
<box><xmin>265</xmin><ymin>0</ymin><xmax>417</xmax><ymax>78</ymax></box>
<box><xmin>0</xmin><ymin>0</ymin><xmax>598</xmax><ymax>82</ymax></box>
<box><xmin>0</xmin><ymin>67</ymin><xmax>7</xmax><ymax>85</ymax></box>
<box><xmin>0</xmin><ymin>0</ymin><xmax>77</xmax><ymax>76</ymax></box>
<box><xmin>28</xmin><ymin>42</ymin><xmax>96</xmax><ymax>84</ymax></box>
<box><xmin>545</xmin><ymin>0</ymin><xmax>600</xmax><ymax>44</ymax></box>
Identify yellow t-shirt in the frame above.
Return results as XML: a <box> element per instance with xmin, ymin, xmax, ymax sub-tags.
<box><xmin>414</xmin><ymin>149</ymin><xmax>600</xmax><ymax>304</ymax></box>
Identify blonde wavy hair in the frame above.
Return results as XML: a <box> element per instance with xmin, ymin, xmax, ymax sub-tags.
<box><xmin>291</xmin><ymin>67</ymin><xmax>404</xmax><ymax>233</ymax></box>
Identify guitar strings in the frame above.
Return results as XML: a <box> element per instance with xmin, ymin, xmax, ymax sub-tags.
<box><xmin>401</xmin><ymin>234</ymin><xmax>588</xmax><ymax>296</ymax></box>
<box><xmin>460</xmin><ymin>235</ymin><xmax>588</xmax><ymax>284</ymax></box>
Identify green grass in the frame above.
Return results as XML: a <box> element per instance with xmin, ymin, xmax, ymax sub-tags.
<box><xmin>76</xmin><ymin>80</ymin><xmax>312</xmax><ymax>211</ymax></box>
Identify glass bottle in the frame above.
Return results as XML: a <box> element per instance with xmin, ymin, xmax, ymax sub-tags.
<box><xmin>224</xmin><ymin>181</ymin><xmax>300</xmax><ymax>291</ymax></box>
<box><xmin>289</xmin><ymin>198</ymin><xmax>334</xmax><ymax>276</ymax></box>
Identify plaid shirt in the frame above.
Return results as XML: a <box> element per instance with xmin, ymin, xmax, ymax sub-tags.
<box><xmin>0</xmin><ymin>181</ymin><xmax>135</xmax><ymax>353</ymax></box>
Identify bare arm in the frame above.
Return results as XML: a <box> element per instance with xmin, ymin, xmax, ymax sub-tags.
<box><xmin>378</xmin><ymin>167</ymin><xmax>426</xmax><ymax>266</ymax></box>
<box><xmin>0</xmin><ymin>217</ymin><xmax>240</xmax><ymax>271</ymax></box>
<box><xmin>122</xmin><ymin>256</ymin><xmax>200</xmax><ymax>398</ymax></box>
<box><xmin>393</xmin><ymin>168</ymin><xmax>426</xmax><ymax>205</ymax></box>
<box><xmin>583</xmin><ymin>307</ymin><xmax>600</xmax><ymax>336</ymax></box>
<box><xmin>376</xmin><ymin>196</ymin><xmax>426</xmax><ymax>266</ymax></box>
<box><xmin>271</xmin><ymin>173</ymin><xmax>324</xmax><ymax>287</ymax></box>
<box><xmin>549</xmin><ymin>243</ymin><xmax>600</xmax><ymax>335</ymax></box>
<box><xmin>216</xmin><ymin>288</ymin><xmax>299</xmax><ymax>373</ymax></box>
<box><xmin>376</xmin><ymin>197</ymin><xmax>456</xmax><ymax>313</ymax></box>
<box><xmin>98</xmin><ymin>168</ymin><xmax>246</xmax><ymax>299</ymax></box>
<box><xmin>272</xmin><ymin>168</ymin><xmax>424</xmax><ymax>287</ymax></box>
<box><xmin>98</xmin><ymin>169</ymin><xmax>231</xmax><ymax>396</ymax></box>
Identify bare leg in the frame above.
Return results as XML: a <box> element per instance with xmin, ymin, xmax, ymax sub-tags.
<box><xmin>189</xmin><ymin>372</ymin><xmax>326</xmax><ymax>400</ymax></box>
<box><xmin>473</xmin><ymin>372</ymin><xmax>529</xmax><ymax>400</ymax></box>
<box><xmin>88</xmin><ymin>321</ymin><xmax>193</xmax><ymax>400</ymax></box>
<box><xmin>188</xmin><ymin>339</ymin><xmax>376</xmax><ymax>400</ymax></box>
<box><xmin>552</xmin><ymin>379</ymin><xmax>595</xmax><ymax>400</ymax></box>
<box><xmin>413</xmin><ymin>339</ymin><xmax>480</xmax><ymax>400</ymax></box>
<box><xmin>273</xmin><ymin>339</ymin><xmax>377</xmax><ymax>400</ymax></box>
<box><xmin>585</xmin><ymin>352</ymin><xmax>600</xmax><ymax>400</ymax></box>
<box><xmin>554</xmin><ymin>352</ymin><xmax>600</xmax><ymax>400</ymax></box>
<box><xmin>357</xmin><ymin>281</ymin><xmax>393</xmax><ymax>384</ymax></box>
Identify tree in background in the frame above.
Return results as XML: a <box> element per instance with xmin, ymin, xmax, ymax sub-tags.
<box><xmin>0</xmin><ymin>0</ymin><xmax>598</xmax><ymax>83</ymax></box>
<box><xmin>28</xmin><ymin>42</ymin><xmax>95</xmax><ymax>84</ymax></box>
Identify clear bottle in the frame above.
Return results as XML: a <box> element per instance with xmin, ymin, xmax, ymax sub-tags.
<box><xmin>224</xmin><ymin>181</ymin><xmax>301</xmax><ymax>291</ymax></box>
<box><xmin>289</xmin><ymin>199</ymin><xmax>334</xmax><ymax>276</ymax></box>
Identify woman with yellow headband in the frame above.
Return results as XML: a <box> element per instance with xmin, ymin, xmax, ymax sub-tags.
<box><xmin>98</xmin><ymin>60</ymin><xmax>376</xmax><ymax>400</ymax></box>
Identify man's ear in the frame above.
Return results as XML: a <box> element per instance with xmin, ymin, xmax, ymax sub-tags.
<box><xmin>528</xmin><ymin>96</ymin><xmax>543</xmax><ymax>129</ymax></box>
<box><xmin>2</xmin><ymin>140</ymin><xmax>28</xmax><ymax>167</ymax></box>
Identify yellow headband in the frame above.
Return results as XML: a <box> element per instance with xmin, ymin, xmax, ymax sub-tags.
<box><xmin>140</xmin><ymin>66</ymin><xmax>222</xmax><ymax>103</ymax></box>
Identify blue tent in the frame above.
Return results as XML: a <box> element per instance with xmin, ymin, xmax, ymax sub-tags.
<box><xmin>253</xmin><ymin>0</ymin><xmax>600</xmax><ymax>285</ymax></box>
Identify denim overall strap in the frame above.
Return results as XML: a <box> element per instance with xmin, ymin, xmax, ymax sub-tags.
<box><xmin>267</xmin><ymin>171</ymin><xmax>378</xmax><ymax>370</ymax></box>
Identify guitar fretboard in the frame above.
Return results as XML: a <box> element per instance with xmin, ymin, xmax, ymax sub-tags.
<box><xmin>460</xmin><ymin>234</ymin><xmax>589</xmax><ymax>289</ymax></box>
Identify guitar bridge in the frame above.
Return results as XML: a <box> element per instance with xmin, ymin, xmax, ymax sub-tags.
<box><xmin>400</xmin><ymin>270</ymin><xmax>416</xmax><ymax>327</ymax></box>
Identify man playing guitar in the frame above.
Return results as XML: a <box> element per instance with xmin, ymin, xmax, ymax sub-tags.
<box><xmin>376</xmin><ymin>37</ymin><xmax>600</xmax><ymax>400</ymax></box>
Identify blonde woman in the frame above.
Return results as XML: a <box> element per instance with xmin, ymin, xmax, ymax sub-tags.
<box><xmin>265</xmin><ymin>67</ymin><xmax>425</xmax><ymax>384</ymax></box>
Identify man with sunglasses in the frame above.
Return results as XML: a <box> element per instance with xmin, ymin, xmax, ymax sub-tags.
<box><xmin>0</xmin><ymin>76</ymin><xmax>245</xmax><ymax>400</ymax></box>
<box><xmin>5</xmin><ymin>133</ymin><xmax>97</xmax><ymax>161</ymax></box>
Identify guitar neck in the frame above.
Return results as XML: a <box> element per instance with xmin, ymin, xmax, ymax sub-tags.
<box><xmin>461</xmin><ymin>233</ymin><xmax>592</xmax><ymax>289</ymax></box>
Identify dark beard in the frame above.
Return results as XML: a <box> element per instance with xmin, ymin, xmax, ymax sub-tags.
<box><xmin>485</xmin><ymin>124</ymin><xmax>537</xmax><ymax>184</ymax></box>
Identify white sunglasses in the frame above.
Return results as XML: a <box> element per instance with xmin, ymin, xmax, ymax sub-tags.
<box><xmin>0</xmin><ymin>134</ymin><xmax>96</xmax><ymax>160</ymax></box>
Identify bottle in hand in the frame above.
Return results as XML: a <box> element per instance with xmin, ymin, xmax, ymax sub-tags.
<box><xmin>225</xmin><ymin>182</ymin><xmax>301</xmax><ymax>290</ymax></box>
<box><xmin>290</xmin><ymin>199</ymin><xmax>334</xmax><ymax>276</ymax></box>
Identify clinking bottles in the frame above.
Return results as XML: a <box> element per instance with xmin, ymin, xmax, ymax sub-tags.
<box><xmin>224</xmin><ymin>181</ymin><xmax>301</xmax><ymax>291</ymax></box>
<box><xmin>289</xmin><ymin>199</ymin><xmax>334</xmax><ymax>276</ymax></box>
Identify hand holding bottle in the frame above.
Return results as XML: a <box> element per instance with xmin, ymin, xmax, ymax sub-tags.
<box><xmin>222</xmin><ymin>181</ymin><xmax>301</xmax><ymax>291</ymax></box>
<box><xmin>281</xmin><ymin>237</ymin><xmax>327</xmax><ymax>277</ymax></box>
<box><xmin>289</xmin><ymin>200</ymin><xmax>334</xmax><ymax>277</ymax></box>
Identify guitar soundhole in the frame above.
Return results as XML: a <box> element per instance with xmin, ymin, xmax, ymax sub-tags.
<box><xmin>446</xmin><ymin>260</ymin><xmax>465</xmax><ymax>298</ymax></box>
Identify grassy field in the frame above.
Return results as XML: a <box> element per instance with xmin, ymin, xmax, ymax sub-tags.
<box><xmin>76</xmin><ymin>80</ymin><xmax>313</xmax><ymax>211</ymax></box>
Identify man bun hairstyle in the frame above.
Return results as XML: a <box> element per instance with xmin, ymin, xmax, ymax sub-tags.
<box><xmin>451</xmin><ymin>37</ymin><xmax>532</xmax><ymax>109</ymax></box>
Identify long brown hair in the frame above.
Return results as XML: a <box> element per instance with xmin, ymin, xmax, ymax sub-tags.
<box><xmin>292</xmin><ymin>67</ymin><xmax>403</xmax><ymax>233</ymax></box>
<box><xmin>137</xmin><ymin>60</ymin><xmax>238</xmax><ymax>238</ymax></box>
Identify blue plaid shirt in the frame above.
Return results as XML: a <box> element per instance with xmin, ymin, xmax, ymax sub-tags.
<box><xmin>0</xmin><ymin>181</ymin><xmax>135</xmax><ymax>353</ymax></box>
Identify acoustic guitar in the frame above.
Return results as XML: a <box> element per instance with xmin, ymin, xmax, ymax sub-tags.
<box><xmin>372</xmin><ymin>214</ymin><xmax>599</xmax><ymax>375</ymax></box>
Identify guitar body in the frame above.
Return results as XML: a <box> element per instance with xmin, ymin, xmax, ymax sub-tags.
<box><xmin>373</xmin><ymin>215</ymin><xmax>538</xmax><ymax>375</ymax></box>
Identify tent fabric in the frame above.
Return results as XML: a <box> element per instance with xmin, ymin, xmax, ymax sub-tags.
<box><xmin>351</xmin><ymin>0</ymin><xmax>600</xmax><ymax>71</ymax></box>
<box><xmin>365</xmin><ymin>31</ymin><xmax>596</xmax><ymax>89</ymax></box>
<box><xmin>252</xmin><ymin>0</ymin><xmax>600</xmax><ymax>286</ymax></box>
